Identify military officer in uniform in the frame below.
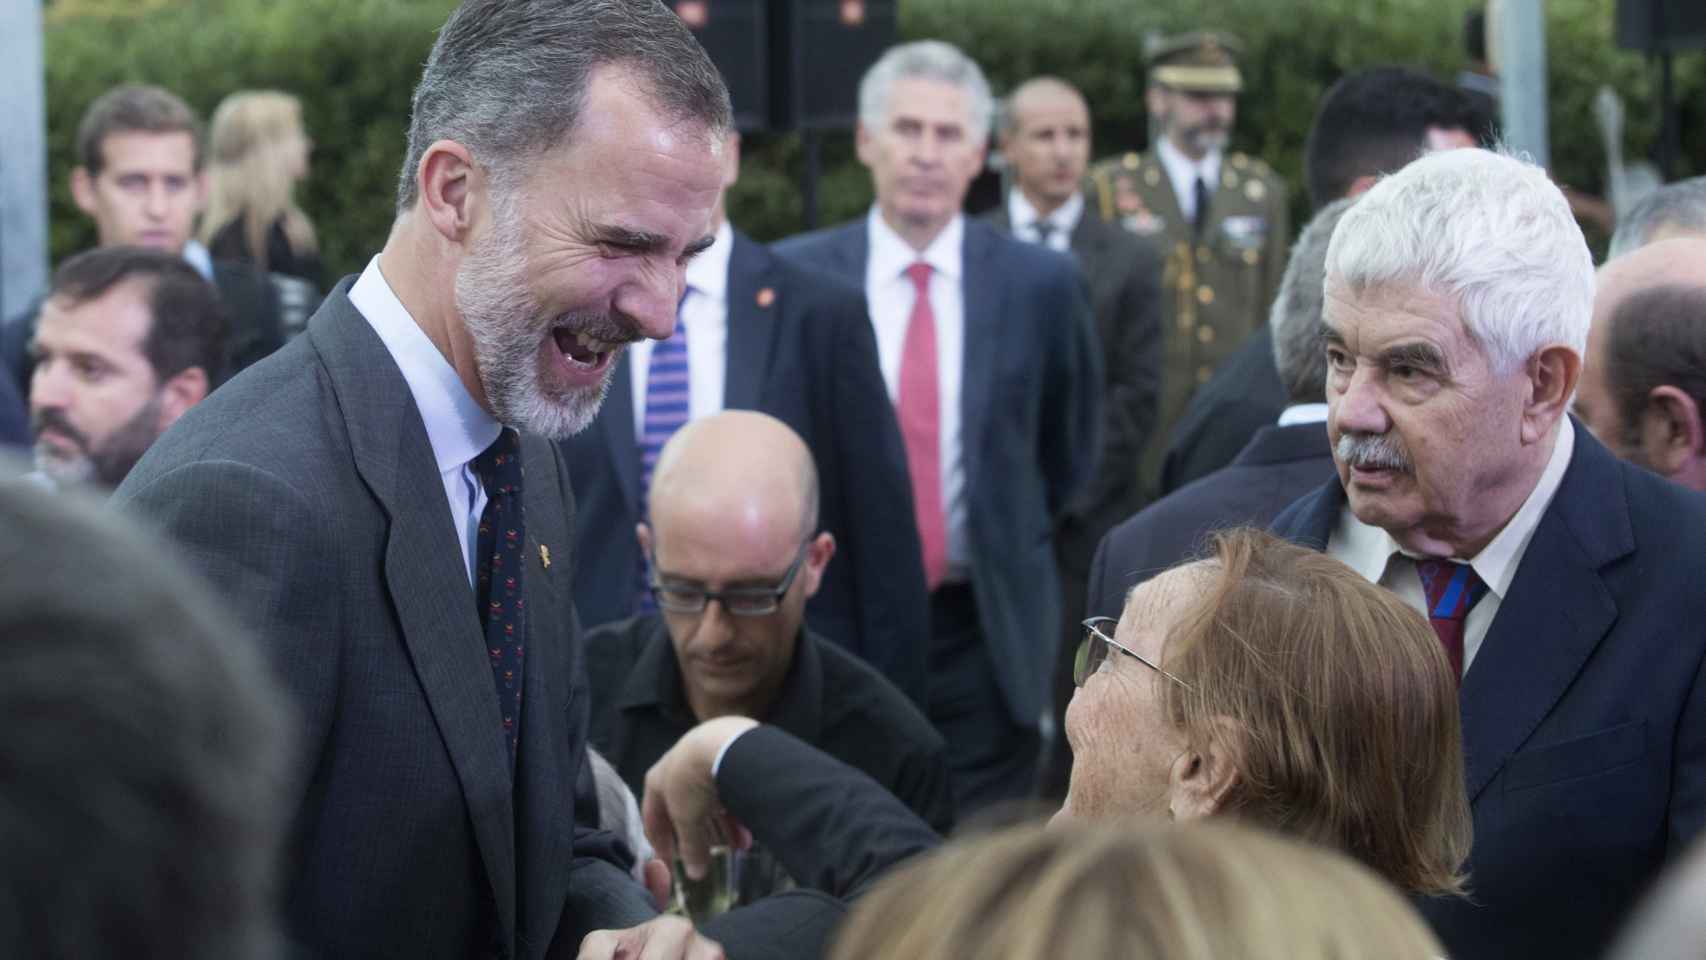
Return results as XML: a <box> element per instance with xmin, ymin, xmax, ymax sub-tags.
<box><xmin>1088</xmin><ymin>31</ymin><xmax>1288</xmax><ymax>498</ymax></box>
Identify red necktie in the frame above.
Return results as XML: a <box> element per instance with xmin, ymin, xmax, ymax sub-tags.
<box><xmin>1416</xmin><ymin>559</ymin><xmax>1489</xmax><ymax>682</ymax></box>
<box><xmin>898</xmin><ymin>262</ymin><xmax>947</xmax><ymax>589</ymax></box>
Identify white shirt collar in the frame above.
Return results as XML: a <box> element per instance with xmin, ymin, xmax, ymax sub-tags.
<box><xmin>1333</xmin><ymin>418</ymin><xmax>1577</xmax><ymax>602</ymax></box>
<box><xmin>1156</xmin><ymin>135</ymin><xmax>1222</xmax><ymax>211</ymax></box>
<box><xmin>1276</xmin><ymin>403</ymin><xmax>1329</xmax><ymax>427</ymax></box>
<box><xmin>684</xmin><ymin>219</ymin><xmax>734</xmax><ymax>301</ymax></box>
<box><xmin>347</xmin><ymin>256</ymin><xmax>500</xmax><ymax>475</ymax></box>
<box><xmin>868</xmin><ymin>207</ymin><xmax>963</xmax><ymax>282</ymax></box>
<box><xmin>1006</xmin><ymin>189</ymin><xmax>1084</xmax><ymax>239</ymax></box>
<box><xmin>181</xmin><ymin>239</ymin><xmax>215</xmax><ymax>282</ymax></box>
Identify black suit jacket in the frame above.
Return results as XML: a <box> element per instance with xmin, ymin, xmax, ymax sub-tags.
<box><xmin>985</xmin><ymin>205</ymin><xmax>1162</xmax><ymax>573</ymax></box>
<box><xmin>1270</xmin><ymin>424</ymin><xmax>1706</xmax><ymax>960</ymax></box>
<box><xmin>584</xmin><ymin>615</ymin><xmax>955</xmax><ymax>833</ymax></box>
<box><xmin>562</xmin><ymin>230</ymin><xmax>931</xmax><ymax>704</ymax></box>
<box><xmin>1087</xmin><ymin>420</ymin><xmax>1333</xmax><ymax>618</ymax></box>
<box><xmin>0</xmin><ymin>366</ymin><xmax>26</xmax><ymax>448</ymax></box>
<box><xmin>1157</xmin><ymin>326</ymin><xmax>1288</xmax><ymax>497</ymax></box>
<box><xmin>774</xmin><ymin>217</ymin><xmax>1102</xmax><ymax>727</ymax></box>
<box><xmin>0</xmin><ymin>257</ymin><xmax>285</xmax><ymax>393</ymax></box>
<box><xmin>113</xmin><ymin>280</ymin><xmax>672</xmax><ymax>958</ymax></box>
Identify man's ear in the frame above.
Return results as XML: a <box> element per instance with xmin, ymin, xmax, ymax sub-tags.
<box><xmin>636</xmin><ymin>522</ymin><xmax>653</xmax><ymax>557</ymax></box>
<box><xmin>800</xmin><ymin>531</ymin><xmax>836</xmax><ymax>600</ymax></box>
<box><xmin>1167</xmin><ymin>717</ymin><xmax>1243</xmax><ymax>820</ymax></box>
<box><xmin>415</xmin><ymin>139</ymin><xmax>480</xmax><ymax>245</ymax></box>
<box><xmin>854</xmin><ymin>121</ymin><xmax>876</xmax><ymax>169</ymax></box>
<box><xmin>156</xmin><ymin>366</ymin><xmax>210</xmax><ymax>429</ymax></box>
<box><xmin>1639</xmin><ymin>385</ymin><xmax>1706</xmax><ymax>477</ymax></box>
<box><xmin>1522</xmin><ymin>345</ymin><xmax>1583</xmax><ymax>444</ymax></box>
<box><xmin>70</xmin><ymin>167</ymin><xmax>98</xmax><ymax>217</ymax></box>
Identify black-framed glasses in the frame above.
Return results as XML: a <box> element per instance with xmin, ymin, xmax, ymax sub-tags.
<box><xmin>649</xmin><ymin>540</ymin><xmax>811</xmax><ymax>617</ymax></box>
<box><xmin>1074</xmin><ymin>616</ymin><xmax>1190</xmax><ymax>689</ymax></box>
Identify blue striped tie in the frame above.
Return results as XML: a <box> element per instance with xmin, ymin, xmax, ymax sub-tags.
<box><xmin>636</xmin><ymin>292</ymin><xmax>692</xmax><ymax>609</ymax></box>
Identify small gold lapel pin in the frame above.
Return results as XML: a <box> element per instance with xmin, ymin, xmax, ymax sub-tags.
<box><xmin>539</xmin><ymin>544</ymin><xmax>552</xmax><ymax>570</ymax></box>
<box><xmin>756</xmin><ymin>287</ymin><xmax>776</xmax><ymax>308</ymax></box>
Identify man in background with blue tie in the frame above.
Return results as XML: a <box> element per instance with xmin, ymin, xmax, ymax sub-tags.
<box><xmin>562</xmin><ymin>128</ymin><xmax>931</xmax><ymax>706</ymax></box>
<box><xmin>776</xmin><ymin>41</ymin><xmax>1101</xmax><ymax>813</ymax></box>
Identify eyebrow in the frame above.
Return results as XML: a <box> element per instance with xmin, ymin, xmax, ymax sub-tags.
<box><xmin>1318</xmin><ymin>323</ymin><xmax>1345</xmax><ymax>347</ymax></box>
<box><xmin>589</xmin><ymin>224</ymin><xmax>717</xmax><ymax>260</ymax></box>
<box><xmin>1380</xmin><ymin>341</ymin><xmax>1447</xmax><ymax>373</ymax></box>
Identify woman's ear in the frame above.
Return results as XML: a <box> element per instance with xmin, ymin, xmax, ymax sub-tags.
<box><xmin>1167</xmin><ymin>717</ymin><xmax>1243</xmax><ymax>820</ymax></box>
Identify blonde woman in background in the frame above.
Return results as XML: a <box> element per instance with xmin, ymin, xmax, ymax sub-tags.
<box><xmin>201</xmin><ymin>91</ymin><xmax>322</xmax><ymax>288</ymax></box>
<box><xmin>829</xmin><ymin>820</ymin><xmax>1446</xmax><ymax>960</ymax></box>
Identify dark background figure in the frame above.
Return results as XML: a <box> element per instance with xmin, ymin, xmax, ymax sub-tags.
<box><xmin>584</xmin><ymin>412</ymin><xmax>953</xmax><ymax>851</ymax></box>
<box><xmin>0</xmin><ymin>480</ymin><xmax>292</xmax><ymax>960</ymax></box>
<box><xmin>28</xmin><ymin>246</ymin><xmax>226</xmax><ymax>491</ymax></box>
<box><xmin>565</xmin><ymin>129</ymin><xmax>932</xmax><ymax>707</ymax></box>
<box><xmin>0</xmin><ymin>367</ymin><xmax>28</xmax><ymax>450</ymax></box>
<box><xmin>986</xmin><ymin>74</ymin><xmax>1162</xmax><ymax>800</ymax></box>
<box><xmin>1157</xmin><ymin>65</ymin><xmax>1486</xmax><ymax>498</ymax></box>
<box><xmin>777</xmin><ymin>40</ymin><xmax>1101</xmax><ymax>815</ymax></box>
<box><xmin>1087</xmin><ymin>196</ymin><xmax>1350</xmax><ymax>620</ymax></box>
<box><xmin>1</xmin><ymin>85</ymin><xmax>281</xmax><ymax>394</ymax></box>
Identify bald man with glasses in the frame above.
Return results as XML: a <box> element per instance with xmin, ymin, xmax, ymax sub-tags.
<box><xmin>582</xmin><ymin>411</ymin><xmax>955</xmax><ymax>849</ymax></box>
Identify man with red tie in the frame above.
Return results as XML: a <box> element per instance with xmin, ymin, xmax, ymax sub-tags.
<box><xmin>777</xmin><ymin>40</ymin><xmax>1101</xmax><ymax>812</ymax></box>
<box><xmin>1271</xmin><ymin>147</ymin><xmax>1706</xmax><ymax>960</ymax></box>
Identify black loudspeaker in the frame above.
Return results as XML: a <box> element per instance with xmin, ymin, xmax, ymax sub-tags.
<box><xmin>672</xmin><ymin>0</ymin><xmax>772</xmax><ymax>131</ymax></box>
<box><xmin>1616</xmin><ymin>0</ymin><xmax>1706</xmax><ymax>53</ymax></box>
<box><xmin>772</xmin><ymin>0</ymin><xmax>898</xmax><ymax>130</ymax></box>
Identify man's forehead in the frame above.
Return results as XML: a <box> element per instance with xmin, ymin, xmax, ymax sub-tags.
<box><xmin>98</xmin><ymin>130</ymin><xmax>197</xmax><ymax>172</ymax></box>
<box><xmin>887</xmin><ymin>78</ymin><xmax>972</xmax><ymax>124</ymax></box>
<box><xmin>39</xmin><ymin>291</ymin><xmax>152</xmax><ymax>354</ymax></box>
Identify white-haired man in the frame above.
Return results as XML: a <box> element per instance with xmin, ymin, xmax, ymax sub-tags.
<box><xmin>1272</xmin><ymin>148</ymin><xmax>1706</xmax><ymax>960</ymax></box>
<box><xmin>776</xmin><ymin>40</ymin><xmax>1101</xmax><ymax>812</ymax></box>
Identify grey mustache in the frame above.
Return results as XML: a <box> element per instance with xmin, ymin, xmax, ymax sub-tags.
<box><xmin>1336</xmin><ymin>432</ymin><xmax>1413</xmax><ymax>473</ymax></box>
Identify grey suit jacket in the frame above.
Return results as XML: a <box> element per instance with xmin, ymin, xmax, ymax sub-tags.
<box><xmin>114</xmin><ymin>280</ymin><xmax>654</xmax><ymax>959</ymax></box>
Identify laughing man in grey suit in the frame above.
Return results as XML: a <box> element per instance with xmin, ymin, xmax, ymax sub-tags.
<box><xmin>111</xmin><ymin>2</ymin><xmax>820</xmax><ymax>957</ymax></box>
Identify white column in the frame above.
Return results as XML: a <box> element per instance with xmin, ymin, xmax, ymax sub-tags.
<box><xmin>1496</xmin><ymin>0</ymin><xmax>1550</xmax><ymax>168</ymax></box>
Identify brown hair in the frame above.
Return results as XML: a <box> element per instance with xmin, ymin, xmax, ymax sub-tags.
<box><xmin>828</xmin><ymin>820</ymin><xmax>1445</xmax><ymax>960</ymax></box>
<box><xmin>1158</xmin><ymin>527</ymin><xmax>1472</xmax><ymax>895</ymax></box>
<box><xmin>76</xmin><ymin>85</ymin><xmax>204</xmax><ymax>176</ymax></box>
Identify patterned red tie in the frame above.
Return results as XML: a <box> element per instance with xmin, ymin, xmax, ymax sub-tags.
<box><xmin>1416</xmin><ymin>559</ymin><xmax>1488</xmax><ymax>682</ymax></box>
<box><xmin>898</xmin><ymin>262</ymin><xmax>947</xmax><ymax>589</ymax></box>
<box><xmin>474</xmin><ymin>428</ymin><xmax>526</xmax><ymax>767</ymax></box>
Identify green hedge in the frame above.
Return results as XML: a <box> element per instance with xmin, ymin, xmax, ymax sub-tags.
<box><xmin>44</xmin><ymin>0</ymin><xmax>1705</xmax><ymax>278</ymax></box>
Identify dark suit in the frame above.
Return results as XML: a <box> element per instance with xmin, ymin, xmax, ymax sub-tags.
<box><xmin>1270</xmin><ymin>424</ymin><xmax>1706</xmax><ymax>960</ymax></box>
<box><xmin>112</xmin><ymin>281</ymin><xmax>839</xmax><ymax>959</ymax></box>
<box><xmin>776</xmin><ymin>216</ymin><xmax>1101</xmax><ymax>808</ymax></box>
<box><xmin>0</xmin><ymin>257</ymin><xmax>285</xmax><ymax>393</ymax></box>
<box><xmin>0</xmin><ymin>367</ymin><xmax>26</xmax><ymax>448</ymax></box>
<box><xmin>584</xmin><ymin>614</ymin><xmax>955</xmax><ymax>833</ymax></box>
<box><xmin>1088</xmin><ymin>420</ymin><xmax>1333</xmax><ymax>619</ymax></box>
<box><xmin>562</xmin><ymin>230</ymin><xmax>930</xmax><ymax>705</ymax></box>
<box><xmin>1158</xmin><ymin>326</ymin><xmax>1288</xmax><ymax>497</ymax></box>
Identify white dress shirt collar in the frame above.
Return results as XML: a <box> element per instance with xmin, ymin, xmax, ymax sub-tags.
<box><xmin>348</xmin><ymin>256</ymin><xmax>501</xmax><ymax>474</ymax></box>
<box><xmin>684</xmin><ymin>219</ymin><xmax>734</xmax><ymax>302</ymax></box>
<box><xmin>181</xmin><ymin>239</ymin><xmax>215</xmax><ymax>282</ymax></box>
<box><xmin>1276</xmin><ymin>403</ymin><xmax>1329</xmax><ymax>427</ymax></box>
<box><xmin>1156</xmin><ymin>135</ymin><xmax>1222</xmax><ymax>223</ymax></box>
<box><xmin>1006</xmin><ymin>190</ymin><xmax>1084</xmax><ymax>248</ymax></box>
<box><xmin>868</xmin><ymin>207</ymin><xmax>964</xmax><ymax>283</ymax></box>
<box><xmin>1333</xmin><ymin>418</ymin><xmax>1577</xmax><ymax>603</ymax></box>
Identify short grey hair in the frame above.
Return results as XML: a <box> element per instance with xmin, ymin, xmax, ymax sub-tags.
<box><xmin>1325</xmin><ymin>147</ymin><xmax>1593</xmax><ymax>373</ymax></box>
<box><xmin>1272</xmin><ymin>197</ymin><xmax>1356</xmax><ymax>405</ymax></box>
<box><xmin>859</xmin><ymin>40</ymin><xmax>994</xmax><ymax>143</ymax></box>
<box><xmin>1608</xmin><ymin>176</ymin><xmax>1706</xmax><ymax>261</ymax></box>
<box><xmin>397</xmin><ymin>0</ymin><xmax>732</xmax><ymax>213</ymax></box>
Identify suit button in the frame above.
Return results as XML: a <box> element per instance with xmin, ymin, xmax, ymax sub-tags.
<box><xmin>1196</xmin><ymin>365</ymin><xmax>1212</xmax><ymax>384</ymax></box>
<box><xmin>1197</xmin><ymin>285</ymin><xmax>1216</xmax><ymax>305</ymax></box>
<box><xmin>1177</xmin><ymin>315</ymin><xmax>1194</xmax><ymax>331</ymax></box>
<box><xmin>1198</xmin><ymin>326</ymin><xmax>1216</xmax><ymax>344</ymax></box>
<box><xmin>1242</xmin><ymin>248</ymin><xmax>1260</xmax><ymax>265</ymax></box>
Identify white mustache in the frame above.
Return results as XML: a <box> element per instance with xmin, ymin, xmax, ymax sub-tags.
<box><xmin>1336</xmin><ymin>432</ymin><xmax>1413</xmax><ymax>473</ymax></box>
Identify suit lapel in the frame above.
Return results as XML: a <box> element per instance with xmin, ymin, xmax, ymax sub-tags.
<box><xmin>1457</xmin><ymin>430</ymin><xmax>1632</xmax><ymax>800</ymax></box>
<box><xmin>723</xmin><ymin>231</ymin><xmax>781</xmax><ymax>411</ymax></box>
<box><xmin>959</xmin><ymin>222</ymin><xmax>1004</xmax><ymax>484</ymax></box>
<box><xmin>598</xmin><ymin>352</ymin><xmax>641</xmax><ymax>517</ymax></box>
<box><xmin>309</xmin><ymin>290</ymin><xmax>517</xmax><ymax>940</ymax></box>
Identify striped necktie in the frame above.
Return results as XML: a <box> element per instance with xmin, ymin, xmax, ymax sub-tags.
<box><xmin>635</xmin><ymin>291</ymin><xmax>692</xmax><ymax>608</ymax></box>
<box><xmin>1416</xmin><ymin>559</ymin><xmax>1489</xmax><ymax>682</ymax></box>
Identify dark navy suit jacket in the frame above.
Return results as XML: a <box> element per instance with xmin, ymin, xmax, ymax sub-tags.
<box><xmin>1270</xmin><ymin>423</ymin><xmax>1706</xmax><ymax>960</ymax></box>
<box><xmin>1087</xmin><ymin>420</ymin><xmax>1333</xmax><ymax>618</ymax></box>
<box><xmin>561</xmin><ymin>230</ymin><xmax>932</xmax><ymax>705</ymax></box>
<box><xmin>775</xmin><ymin>216</ymin><xmax>1102</xmax><ymax>728</ymax></box>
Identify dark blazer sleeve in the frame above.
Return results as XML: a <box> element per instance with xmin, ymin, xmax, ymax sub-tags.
<box><xmin>824</xmin><ymin>292</ymin><xmax>930</xmax><ymax>705</ymax></box>
<box><xmin>1676</xmin><ymin>651</ymin><xmax>1706</xmax><ymax>855</ymax></box>
<box><xmin>1077</xmin><ymin>239</ymin><xmax>1161</xmax><ymax>523</ymax></box>
<box><xmin>1037</xmin><ymin>260</ymin><xmax>1103</xmax><ymax>520</ymax></box>
<box><xmin>717</xmin><ymin>725</ymin><xmax>941</xmax><ymax>900</ymax></box>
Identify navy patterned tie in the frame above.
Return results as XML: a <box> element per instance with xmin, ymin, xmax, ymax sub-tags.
<box><xmin>635</xmin><ymin>293</ymin><xmax>692</xmax><ymax>609</ymax></box>
<box><xmin>474</xmin><ymin>427</ymin><xmax>526</xmax><ymax>766</ymax></box>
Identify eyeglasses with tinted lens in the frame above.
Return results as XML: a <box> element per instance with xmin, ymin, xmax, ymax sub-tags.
<box><xmin>1074</xmin><ymin>616</ymin><xmax>1191</xmax><ymax>689</ymax></box>
<box><xmin>650</xmin><ymin>540</ymin><xmax>811</xmax><ymax>617</ymax></box>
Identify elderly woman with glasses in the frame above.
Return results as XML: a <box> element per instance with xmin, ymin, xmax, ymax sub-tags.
<box><xmin>618</xmin><ymin>527</ymin><xmax>1471</xmax><ymax>952</ymax></box>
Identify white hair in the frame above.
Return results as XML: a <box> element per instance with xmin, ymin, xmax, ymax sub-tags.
<box><xmin>858</xmin><ymin>40</ymin><xmax>993</xmax><ymax>142</ymax></box>
<box><xmin>1324</xmin><ymin>147</ymin><xmax>1594</xmax><ymax>372</ymax></box>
